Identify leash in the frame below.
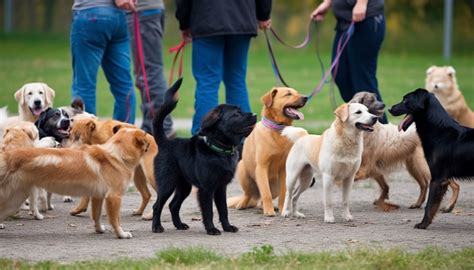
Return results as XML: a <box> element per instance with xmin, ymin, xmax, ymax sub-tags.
<box><xmin>132</xmin><ymin>12</ymin><xmax>155</xmax><ymax>118</ymax></box>
<box><xmin>168</xmin><ymin>40</ymin><xmax>188</xmax><ymax>85</ymax></box>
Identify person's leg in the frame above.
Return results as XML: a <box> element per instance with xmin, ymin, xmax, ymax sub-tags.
<box><xmin>128</xmin><ymin>11</ymin><xmax>173</xmax><ymax>134</ymax></box>
<box><xmin>191</xmin><ymin>36</ymin><xmax>224</xmax><ymax>135</ymax></box>
<box><xmin>222</xmin><ymin>35</ymin><xmax>252</xmax><ymax>112</ymax></box>
<box><xmin>332</xmin><ymin>29</ymin><xmax>354</xmax><ymax>103</ymax></box>
<box><xmin>347</xmin><ymin>15</ymin><xmax>387</xmax><ymax>123</ymax></box>
<box><xmin>102</xmin><ymin>10</ymin><xmax>136</xmax><ymax>124</ymax></box>
<box><xmin>70</xmin><ymin>8</ymin><xmax>110</xmax><ymax>115</ymax></box>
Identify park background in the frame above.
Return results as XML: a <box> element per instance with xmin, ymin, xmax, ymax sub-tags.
<box><xmin>0</xmin><ymin>0</ymin><xmax>473</xmax><ymax>134</ymax></box>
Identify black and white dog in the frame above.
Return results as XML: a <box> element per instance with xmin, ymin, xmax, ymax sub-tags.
<box><xmin>390</xmin><ymin>88</ymin><xmax>474</xmax><ymax>229</ymax></box>
<box><xmin>35</xmin><ymin>107</ymin><xmax>72</xmax><ymax>145</ymax></box>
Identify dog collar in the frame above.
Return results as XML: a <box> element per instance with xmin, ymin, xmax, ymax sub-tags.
<box><xmin>203</xmin><ymin>137</ymin><xmax>235</xmax><ymax>155</ymax></box>
<box><xmin>262</xmin><ymin>116</ymin><xmax>286</xmax><ymax>131</ymax></box>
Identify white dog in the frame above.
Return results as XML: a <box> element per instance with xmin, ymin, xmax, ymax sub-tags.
<box><xmin>15</xmin><ymin>83</ymin><xmax>55</xmax><ymax>122</ymax></box>
<box><xmin>282</xmin><ymin>103</ymin><xmax>377</xmax><ymax>223</ymax></box>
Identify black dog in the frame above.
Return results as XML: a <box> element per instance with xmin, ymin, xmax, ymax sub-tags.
<box><xmin>35</xmin><ymin>107</ymin><xmax>71</xmax><ymax>144</ymax></box>
<box><xmin>389</xmin><ymin>88</ymin><xmax>474</xmax><ymax>229</ymax></box>
<box><xmin>151</xmin><ymin>78</ymin><xmax>257</xmax><ymax>235</ymax></box>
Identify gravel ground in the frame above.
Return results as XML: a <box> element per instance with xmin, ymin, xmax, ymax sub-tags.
<box><xmin>1</xmin><ymin>171</ymin><xmax>473</xmax><ymax>262</ymax></box>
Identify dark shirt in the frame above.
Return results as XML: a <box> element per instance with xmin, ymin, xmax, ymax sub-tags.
<box><xmin>176</xmin><ymin>0</ymin><xmax>272</xmax><ymax>38</ymax></box>
<box><xmin>332</xmin><ymin>0</ymin><xmax>384</xmax><ymax>30</ymax></box>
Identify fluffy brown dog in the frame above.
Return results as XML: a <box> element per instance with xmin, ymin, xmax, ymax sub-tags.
<box><xmin>227</xmin><ymin>87</ymin><xmax>308</xmax><ymax>216</ymax></box>
<box><xmin>425</xmin><ymin>65</ymin><xmax>474</xmax><ymax>128</ymax></box>
<box><xmin>0</xmin><ymin>128</ymin><xmax>149</xmax><ymax>238</ymax></box>
<box><xmin>351</xmin><ymin>92</ymin><xmax>459</xmax><ymax>212</ymax></box>
<box><xmin>67</xmin><ymin>118</ymin><xmax>158</xmax><ymax>219</ymax></box>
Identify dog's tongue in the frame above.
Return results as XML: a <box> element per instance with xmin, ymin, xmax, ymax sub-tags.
<box><xmin>32</xmin><ymin>108</ymin><xmax>43</xmax><ymax>116</ymax></box>
<box><xmin>287</xmin><ymin>108</ymin><xmax>304</xmax><ymax>120</ymax></box>
<box><xmin>398</xmin><ymin>114</ymin><xmax>413</xmax><ymax>132</ymax></box>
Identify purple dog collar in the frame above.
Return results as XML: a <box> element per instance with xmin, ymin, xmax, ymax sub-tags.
<box><xmin>261</xmin><ymin>116</ymin><xmax>286</xmax><ymax>131</ymax></box>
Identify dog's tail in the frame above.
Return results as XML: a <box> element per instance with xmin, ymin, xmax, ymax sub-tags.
<box><xmin>227</xmin><ymin>196</ymin><xmax>259</xmax><ymax>209</ymax></box>
<box><xmin>281</xmin><ymin>126</ymin><xmax>308</xmax><ymax>143</ymax></box>
<box><xmin>152</xmin><ymin>78</ymin><xmax>183</xmax><ymax>144</ymax></box>
<box><xmin>0</xmin><ymin>107</ymin><xmax>8</xmax><ymax>125</ymax></box>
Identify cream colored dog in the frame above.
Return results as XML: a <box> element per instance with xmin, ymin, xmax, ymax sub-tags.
<box><xmin>0</xmin><ymin>128</ymin><xmax>149</xmax><ymax>238</ymax></box>
<box><xmin>282</xmin><ymin>103</ymin><xmax>377</xmax><ymax>222</ymax></box>
<box><xmin>425</xmin><ymin>66</ymin><xmax>474</xmax><ymax>127</ymax></box>
<box><xmin>15</xmin><ymin>83</ymin><xmax>55</xmax><ymax>122</ymax></box>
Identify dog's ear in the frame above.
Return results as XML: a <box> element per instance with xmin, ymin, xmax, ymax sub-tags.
<box><xmin>261</xmin><ymin>88</ymin><xmax>278</xmax><ymax>108</ymax></box>
<box><xmin>426</xmin><ymin>65</ymin><xmax>436</xmax><ymax>76</ymax></box>
<box><xmin>3</xmin><ymin>128</ymin><xmax>11</xmax><ymax>138</ymax></box>
<box><xmin>35</xmin><ymin>108</ymin><xmax>52</xmax><ymax>128</ymax></box>
<box><xmin>334</xmin><ymin>103</ymin><xmax>349</xmax><ymax>122</ymax></box>
<box><xmin>134</xmin><ymin>131</ymin><xmax>150</xmax><ymax>152</ymax></box>
<box><xmin>42</xmin><ymin>83</ymin><xmax>56</xmax><ymax>106</ymax></box>
<box><xmin>23</xmin><ymin>126</ymin><xmax>38</xmax><ymax>141</ymax></box>
<box><xmin>14</xmin><ymin>85</ymin><xmax>27</xmax><ymax>105</ymax></box>
<box><xmin>71</xmin><ymin>97</ymin><xmax>85</xmax><ymax>112</ymax></box>
<box><xmin>112</xmin><ymin>124</ymin><xmax>122</xmax><ymax>134</ymax></box>
<box><xmin>447</xmin><ymin>66</ymin><xmax>456</xmax><ymax>77</ymax></box>
<box><xmin>199</xmin><ymin>107</ymin><xmax>221</xmax><ymax>136</ymax></box>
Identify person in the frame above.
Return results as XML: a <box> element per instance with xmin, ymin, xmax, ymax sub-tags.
<box><xmin>176</xmin><ymin>0</ymin><xmax>272</xmax><ymax>135</ymax></box>
<box><xmin>127</xmin><ymin>0</ymin><xmax>175</xmax><ymax>137</ymax></box>
<box><xmin>312</xmin><ymin>0</ymin><xmax>388</xmax><ymax>123</ymax></box>
<box><xmin>70</xmin><ymin>0</ymin><xmax>136</xmax><ymax>124</ymax></box>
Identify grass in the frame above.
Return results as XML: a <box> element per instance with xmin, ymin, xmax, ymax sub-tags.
<box><xmin>0</xmin><ymin>33</ymin><xmax>473</xmax><ymax>132</ymax></box>
<box><xmin>1</xmin><ymin>245</ymin><xmax>473</xmax><ymax>269</ymax></box>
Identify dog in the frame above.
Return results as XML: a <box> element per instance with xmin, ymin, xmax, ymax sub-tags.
<box><xmin>0</xmin><ymin>127</ymin><xmax>150</xmax><ymax>238</ymax></box>
<box><xmin>350</xmin><ymin>92</ymin><xmax>459</xmax><ymax>212</ymax></box>
<box><xmin>59</xmin><ymin>97</ymin><xmax>94</xmax><ymax>119</ymax></box>
<box><xmin>35</xmin><ymin>108</ymin><xmax>72</xmax><ymax>145</ymax></box>
<box><xmin>425</xmin><ymin>66</ymin><xmax>474</xmax><ymax>128</ymax></box>
<box><xmin>282</xmin><ymin>103</ymin><xmax>377</xmax><ymax>222</ymax></box>
<box><xmin>227</xmin><ymin>87</ymin><xmax>308</xmax><ymax>216</ymax></box>
<box><xmin>389</xmin><ymin>88</ymin><xmax>474</xmax><ymax>229</ymax></box>
<box><xmin>14</xmin><ymin>83</ymin><xmax>55</xmax><ymax>123</ymax></box>
<box><xmin>66</xmin><ymin>117</ymin><xmax>158</xmax><ymax>220</ymax></box>
<box><xmin>151</xmin><ymin>78</ymin><xmax>257</xmax><ymax>235</ymax></box>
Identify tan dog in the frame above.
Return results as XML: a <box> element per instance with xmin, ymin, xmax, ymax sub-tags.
<box><xmin>282</xmin><ymin>103</ymin><xmax>378</xmax><ymax>222</ymax></box>
<box><xmin>67</xmin><ymin>118</ymin><xmax>158</xmax><ymax>220</ymax></box>
<box><xmin>426</xmin><ymin>66</ymin><xmax>474</xmax><ymax>128</ymax></box>
<box><xmin>0</xmin><ymin>128</ymin><xmax>149</xmax><ymax>238</ymax></box>
<box><xmin>227</xmin><ymin>87</ymin><xmax>308</xmax><ymax>216</ymax></box>
<box><xmin>351</xmin><ymin>91</ymin><xmax>459</xmax><ymax>212</ymax></box>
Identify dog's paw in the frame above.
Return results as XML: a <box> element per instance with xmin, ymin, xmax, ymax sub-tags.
<box><xmin>33</xmin><ymin>213</ymin><xmax>44</xmax><ymax>220</ymax></box>
<box><xmin>69</xmin><ymin>207</ymin><xmax>86</xmax><ymax>216</ymax></box>
<box><xmin>206</xmin><ymin>227</ymin><xmax>221</xmax><ymax>236</ymax></box>
<box><xmin>414</xmin><ymin>222</ymin><xmax>428</xmax><ymax>229</ymax></box>
<box><xmin>263</xmin><ymin>209</ymin><xmax>276</xmax><ymax>217</ymax></box>
<box><xmin>132</xmin><ymin>209</ymin><xmax>143</xmax><ymax>216</ymax></box>
<box><xmin>95</xmin><ymin>225</ymin><xmax>106</xmax><ymax>234</ymax></box>
<box><xmin>118</xmin><ymin>231</ymin><xmax>133</xmax><ymax>239</ymax></box>
<box><xmin>281</xmin><ymin>210</ymin><xmax>291</xmax><ymax>218</ymax></box>
<box><xmin>223</xmin><ymin>225</ymin><xmax>238</xmax><ymax>233</ymax></box>
<box><xmin>152</xmin><ymin>225</ymin><xmax>164</xmax><ymax>233</ymax></box>
<box><xmin>141</xmin><ymin>212</ymin><xmax>153</xmax><ymax>221</ymax></box>
<box><xmin>324</xmin><ymin>215</ymin><xmax>335</xmax><ymax>223</ymax></box>
<box><xmin>20</xmin><ymin>202</ymin><xmax>29</xmax><ymax>210</ymax></box>
<box><xmin>440</xmin><ymin>206</ymin><xmax>454</xmax><ymax>213</ymax></box>
<box><xmin>0</xmin><ymin>224</ymin><xmax>5</xmax><ymax>230</ymax></box>
<box><xmin>343</xmin><ymin>213</ymin><xmax>353</xmax><ymax>222</ymax></box>
<box><xmin>295</xmin><ymin>212</ymin><xmax>306</xmax><ymax>219</ymax></box>
<box><xmin>63</xmin><ymin>196</ymin><xmax>73</xmax><ymax>203</ymax></box>
<box><xmin>176</xmin><ymin>223</ymin><xmax>189</xmax><ymax>230</ymax></box>
<box><xmin>48</xmin><ymin>204</ymin><xmax>55</xmax><ymax>211</ymax></box>
<box><xmin>408</xmin><ymin>203</ymin><xmax>422</xmax><ymax>209</ymax></box>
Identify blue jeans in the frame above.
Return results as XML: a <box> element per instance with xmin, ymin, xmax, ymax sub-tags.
<box><xmin>333</xmin><ymin>14</ymin><xmax>387</xmax><ymax>123</ymax></box>
<box><xmin>191</xmin><ymin>35</ymin><xmax>252</xmax><ymax>135</ymax></box>
<box><xmin>71</xmin><ymin>7</ymin><xmax>135</xmax><ymax>123</ymax></box>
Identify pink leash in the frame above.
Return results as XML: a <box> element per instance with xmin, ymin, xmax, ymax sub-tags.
<box><xmin>168</xmin><ymin>40</ymin><xmax>188</xmax><ymax>85</ymax></box>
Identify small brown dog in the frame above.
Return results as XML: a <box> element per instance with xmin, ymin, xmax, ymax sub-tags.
<box><xmin>425</xmin><ymin>65</ymin><xmax>474</xmax><ymax>128</ymax></box>
<box><xmin>67</xmin><ymin>118</ymin><xmax>158</xmax><ymax>219</ymax></box>
<box><xmin>0</xmin><ymin>128</ymin><xmax>149</xmax><ymax>238</ymax></box>
<box><xmin>228</xmin><ymin>87</ymin><xmax>307</xmax><ymax>216</ymax></box>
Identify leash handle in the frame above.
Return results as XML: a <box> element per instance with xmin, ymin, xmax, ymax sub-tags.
<box><xmin>168</xmin><ymin>40</ymin><xmax>188</xmax><ymax>85</ymax></box>
<box><xmin>133</xmin><ymin>12</ymin><xmax>155</xmax><ymax>118</ymax></box>
<box><xmin>268</xmin><ymin>22</ymin><xmax>314</xmax><ymax>49</ymax></box>
<box><xmin>263</xmin><ymin>29</ymin><xmax>290</xmax><ymax>87</ymax></box>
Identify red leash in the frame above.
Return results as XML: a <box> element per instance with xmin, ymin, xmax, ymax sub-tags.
<box><xmin>168</xmin><ymin>40</ymin><xmax>188</xmax><ymax>85</ymax></box>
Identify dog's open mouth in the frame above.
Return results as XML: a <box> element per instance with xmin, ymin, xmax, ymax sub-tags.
<box><xmin>284</xmin><ymin>106</ymin><xmax>304</xmax><ymax>120</ymax></box>
<box><xmin>355</xmin><ymin>123</ymin><xmax>375</xmax><ymax>132</ymax></box>
<box><xmin>238</xmin><ymin>124</ymin><xmax>256</xmax><ymax>134</ymax></box>
<box><xmin>30</xmin><ymin>107</ymin><xmax>43</xmax><ymax>116</ymax></box>
<box><xmin>398</xmin><ymin>114</ymin><xmax>414</xmax><ymax>132</ymax></box>
<box><xmin>57</xmin><ymin>127</ymin><xmax>71</xmax><ymax>138</ymax></box>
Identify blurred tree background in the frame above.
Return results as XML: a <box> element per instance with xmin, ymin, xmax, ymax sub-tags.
<box><xmin>1</xmin><ymin>0</ymin><xmax>473</xmax><ymax>55</ymax></box>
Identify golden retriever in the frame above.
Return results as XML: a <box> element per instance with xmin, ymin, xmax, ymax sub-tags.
<box><xmin>282</xmin><ymin>103</ymin><xmax>377</xmax><ymax>222</ymax></box>
<box><xmin>67</xmin><ymin>118</ymin><xmax>158</xmax><ymax>220</ymax></box>
<box><xmin>227</xmin><ymin>87</ymin><xmax>308</xmax><ymax>216</ymax></box>
<box><xmin>0</xmin><ymin>128</ymin><xmax>149</xmax><ymax>238</ymax></box>
<box><xmin>425</xmin><ymin>65</ymin><xmax>474</xmax><ymax>128</ymax></box>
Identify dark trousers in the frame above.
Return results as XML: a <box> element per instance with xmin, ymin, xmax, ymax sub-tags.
<box><xmin>332</xmin><ymin>14</ymin><xmax>387</xmax><ymax>123</ymax></box>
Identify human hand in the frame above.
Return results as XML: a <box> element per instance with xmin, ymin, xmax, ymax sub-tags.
<box><xmin>115</xmin><ymin>0</ymin><xmax>136</xmax><ymax>11</ymax></box>
<box><xmin>182</xmin><ymin>29</ymin><xmax>192</xmax><ymax>43</ymax></box>
<box><xmin>311</xmin><ymin>0</ymin><xmax>331</xmax><ymax>22</ymax></box>
<box><xmin>258</xmin><ymin>19</ymin><xmax>272</xmax><ymax>30</ymax></box>
<box><xmin>352</xmin><ymin>0</ymin><xmax>367</xmax><ymax>22</ymax></box>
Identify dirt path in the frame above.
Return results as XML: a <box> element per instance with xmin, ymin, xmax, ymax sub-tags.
<box><xmin>1</xmin><ymin>171</ymin><xmax>473</xmax><ymax>262</ymax></box>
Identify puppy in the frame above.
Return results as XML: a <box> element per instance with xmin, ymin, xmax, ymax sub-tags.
<box><xmin>425</xmin><ymin>66</ymin><xmax>474</xmax><ymax>127</ymax></box>
<box><xmin>35</xmin><ymin>108</ymin><xmax>72</xmax><ymax>145</ymax></box>
<box><xmin>0</xmin><ymin>128</ymin><xmax>149</xmax><ymax>238</ymax></box>
<box><xmin>14</xmin><ymin>83</ymin><xmax>55</xmax><ymax>122</ymax></box>
<box><xmin>59</xmin><ymin>97</ymin><xmax>95</xmax><ymax>119</ymax></box>
<box><xmin>350</xmin><ymin>92</ymin><xmax>459</xmax><ymax>212</ymax></box>
<box><xmin>227</xmin><ymin>87</ymin><xmax>308</xmax><ymax>216</ymax></box>
<box><xmin>282</xmin><ymin>103</ymin><xmax>377</xmax><ymax>222</ymax></box>
<box><xmin>151</xmin><ymin>78</ymin><xmax>257</xmax><ymax>235</ymax></box>
<box><xmin>67</xmin><ymin>117</ymin><xmax>158</xmax><ymax>219</ymax></box>
<box><xmin>390</xmin><ymin>88</ymin><xmax>474</xmax><ymax>229</ymax></box>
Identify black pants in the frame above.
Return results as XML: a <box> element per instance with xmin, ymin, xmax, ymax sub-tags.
<box><xmin>332</xmin><ymin>14</ymin><xmax>387</xmax><ymax>123</ymax></box>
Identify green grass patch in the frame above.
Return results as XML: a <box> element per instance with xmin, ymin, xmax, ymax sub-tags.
<box><xmin>1</xmin><ymin>245</ymin><xmax>473</xmax><ymax>269</ymax></box>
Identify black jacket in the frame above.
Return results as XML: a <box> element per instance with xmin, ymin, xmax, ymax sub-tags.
<box><xmin>176</xmin><ymin>0</ymin><xmax>272</xmax><ymax>38</ymax></box>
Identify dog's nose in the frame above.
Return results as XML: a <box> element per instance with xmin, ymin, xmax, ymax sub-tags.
<box><xmin>370</xmin><ymin>116</ymin><xmax>378</xmax><ymax>125</ymax></box>
<box><xmin>434</xmin><ymin>84</ymin><xmax>438</xmax><ymax>89</ymax></box>
<box><xmin>61</xmin><ymin>119</ymin><xmax>71</xmax><ymax>128</ymax></box>
<box><xmin>34</xmin><ymin>100</ymin><xmax>42</xmax><ymax>106</ymax></box>
<box><xmin>302</xmin><ymin>96</ymin><xmax>308</xmax><ymax>103</ymax></box>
